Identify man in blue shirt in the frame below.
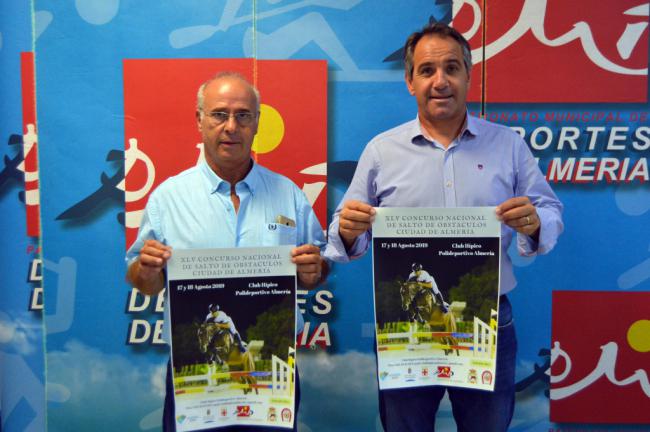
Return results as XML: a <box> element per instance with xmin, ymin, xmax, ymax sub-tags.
<box><xmin>126</xmin><ymin>71</ymin><xmax>327</xmax><ymax>431</ymax></box>
<box><xmin>325</xmin><ymin>23</ymin><xmax>563</xmax><ymax>431</ymax></box>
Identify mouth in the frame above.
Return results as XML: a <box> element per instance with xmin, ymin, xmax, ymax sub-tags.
<box><xmin>429</xmin><ymin>95</ymin><xmax>453</xmax><ymax>101</ymax></box>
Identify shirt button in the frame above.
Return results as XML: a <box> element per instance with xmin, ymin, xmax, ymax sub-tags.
<box><xmin>446</xmin><ymin>181</ymin><xmax>452</xmax><ymax>188</ymax></box>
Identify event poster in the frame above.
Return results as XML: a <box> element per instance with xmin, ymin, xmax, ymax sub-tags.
<box><xmin>372</xmin><ymin>207</ymin><xmax>501</xmax><ymax>391</ymax></box>
<box><xmin>167</xmin><ymin>246</ymin><xmax>297</xmax><ymax>431</ymax></box>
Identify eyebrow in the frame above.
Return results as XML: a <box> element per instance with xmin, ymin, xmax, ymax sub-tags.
<box><xmin>209</xmin><ymin>108</ymin><xmax>253</xmax><ymax>113</ymax></box>
<box><xmin>417</xmin><ymin>58</ymin><xmax>462</xmax><ymax>69</ymax></box>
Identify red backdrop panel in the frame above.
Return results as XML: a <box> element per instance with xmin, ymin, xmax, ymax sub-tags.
<box><xmin>454</xmin><ymin>0</ymin><xmax>648</xmax><ymax>103</ymax></box>
<box><xmin>551</xmin><ymin>291</ymin><xmax>650</xmax><ymax>424</ymax></box>
<box><xmin>123</xmin><ymin>59</ymin><xmax>327</xmax><ymax>248</ymax></box>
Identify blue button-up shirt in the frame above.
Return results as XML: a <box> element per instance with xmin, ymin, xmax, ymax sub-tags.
<box><xmin>126</xmin><ymin>160</ymin><xmax>325</xmax><ymax>342</ymax></box>
<box><xmin>325</xmin><ymin>115</ymin><xmax>563</xmax><ymax>295</ymax></box>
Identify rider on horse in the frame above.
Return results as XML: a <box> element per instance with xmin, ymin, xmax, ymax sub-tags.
<box><xmin>408</xmin><ymin>263</ymin><xmax>449</xmax><ymax>313</ymax></box>
<box><xmin>205</xmin><ymin>304</ymin><xmax>247</xmax><ymax>352</ymax></box>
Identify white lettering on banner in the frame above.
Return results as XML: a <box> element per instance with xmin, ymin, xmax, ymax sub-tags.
<box><xmin>29</xmin><ymin>287</ymin><xmax>43</xmax><ymax>311</ymax></box>
<box><xmin>312</xmin><ymin>290</ymin><xmax>333</xmax><ymax>315</ymax></box>
<box><xmin>297</xmin><ymin>321</ymin><xmax>331</xmax><ymax>349</ymax></box>
<box><xmin>126</xmin><ymin>288</ymin><xmax>165</xmax><ymax>313</ymax></box>
<box><xmin>125</xmin><ymin>289</ymin><xmax>165</xmax><ymax>345</ymax></box>
<box><xmin>546</xmin><ymin>158</ymin><xmax>648</xmax><ymax>183</ymax></box>
<box><xmin>297</xmin><ymin>288</ymin><xmax>335</xmax><ymax>349</ymax></box>
<box><xmin>549</xmin><ymin>341</ymin><xmax>650</xmax><ymax>400</ymax></box>
<box><xmin>28</xmin><ymin>258</ymin><xmax>42</xmax><ymax>282</ymax></box>
<box><xmin>127</xmin><ymin>319</ymin><xmax>165</xmax><ymax>345</ymax></box>
<box><xmin>454</xmin><ymin>0</ymin><xmax>649</xmax><ymax>75</ymax></box>
<box><xmin>504</xmin><ymin>125</ymin><xmax>650</xmax><ymax>184</ymax></box>
<box><xmin>27</xmin><ymin>258</ymin><xmax>43</xmax><ymax>311</ymax></box>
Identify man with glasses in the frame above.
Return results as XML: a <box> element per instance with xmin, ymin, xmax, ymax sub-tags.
<box><xmin>126</xmin><ymin>71</ymin><xmax>326</xmax><ymax>431</ymax></box>
<box><xmin>325</xmin><ymin>22</ymin><xmax>563</xmax><ymax>431</ymax></box>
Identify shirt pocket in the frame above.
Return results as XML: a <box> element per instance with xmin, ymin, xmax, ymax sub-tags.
<box><xmin>262</xmin><ymin>223</ymin><xmax>297</xmax><ymax>246</ymax></box>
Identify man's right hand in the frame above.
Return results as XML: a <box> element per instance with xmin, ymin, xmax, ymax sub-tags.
<box><xmin>127</xmin><ymin>239</ymin><xmax>172</xmax><ymax>296</ymax></box>
<box><xmin>338</xmin><ymin>200</ymin><xmax>376</xmax><ymax>250</ymax></box>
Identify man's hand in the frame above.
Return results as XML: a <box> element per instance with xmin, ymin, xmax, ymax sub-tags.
<box><xmin>496</xmin><ymin>197</ymin><xmax>540</xmax><ymax>241</ymax></box>
<box><xmin>127</xmin><ymin>239</ymin><xmax>172</xmax><ymax>296</ymax></box>
<box><xmin>291</xmin><ymin>244</ymin><xmax>327</xmax><ymax>290</ymax></box>
<box><xmin>338</xmin><ymin>200</ymin><xmax>376</xmax><ymax>250</ymax></box>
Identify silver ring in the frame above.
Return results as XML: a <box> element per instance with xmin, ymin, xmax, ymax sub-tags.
<box><xmin>525</xmin><ymin>216</ymin><xmax>531</xmax><ymax>225</ymax></box>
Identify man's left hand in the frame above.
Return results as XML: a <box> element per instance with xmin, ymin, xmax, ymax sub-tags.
<box><xmin>496</xmin><ymin>196</ymin><xmax>540</xmax><ymax>240</ymax></box>
<box><xmin>291</xmin><ymin>244</ymin><xmax>327</xmax><ymax>289</ymax></box>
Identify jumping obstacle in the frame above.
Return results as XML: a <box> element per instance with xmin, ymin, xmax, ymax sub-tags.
<box><xmin>377</xmin><ymin>311</ymin><xmax>497</xmax><ymax>358</ymax></box>
<box><xmin>271</xmin><ymin>353</ymin><xmax>294</xmax><ymax>396</ymax></box>
<box><xmin>473</xmin><ymin>309</ymin><xmax>497</xmax><ymax>358</ymax></box>
<box><xmin>173</xmin><ymin>348</ymin><xmax>295</xmax><ymax>396</ymax></box>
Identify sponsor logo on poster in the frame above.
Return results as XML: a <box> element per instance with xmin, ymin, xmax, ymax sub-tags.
<box><xmin>405</xmin><ymin>367</ymin><xmax>416</xmax><ymax>382</ymax></box>
<box><xmin>481</xmin><ymin>370</ymin><xmax>493</xmax><ymax>385</ymax></box>
<box><xmin>236</xmin><ymin>406</ymin><xmax>252</xmax><ymax>418</ymax></box>
<box><xmin>468</xmin><ymin>369</ymin><xmax>478</xmax><ymax>384</ymax></box>
<box><xmin>437</xmin><ymin>366</ymin><xmax>453</xmax><ymax>379</ymax></box>
<box><xmin>281</xmin><ymin>408</ymin><xmax>292</xmax><ymax>423</ymax></box>
<box><xmin>204</xmin><ymin>408</ymin><xmax>216</xmax><ymax>423</ymax></box>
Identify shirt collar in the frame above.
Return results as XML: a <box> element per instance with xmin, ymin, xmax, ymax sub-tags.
<box><xmin>464</xmin><ymin>113</ymin><xmax>479</xmax><ymax>138</ymax></box>
<box><xmin>200</xmin><ymin>158</ymin><xmax>258</xmax><ymax>195</ymax></box>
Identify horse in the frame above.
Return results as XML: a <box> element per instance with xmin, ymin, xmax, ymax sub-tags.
<box><xmin>399</xmin><ymin>281</ymin><xmax>459</xmax><ymax>355</ymax></box>
<box><xmin>197</xmin><ymin>323</ymin><xmax>257</xmax><ymax>394</ymax></box>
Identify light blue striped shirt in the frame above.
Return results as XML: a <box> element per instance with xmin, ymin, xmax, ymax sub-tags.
<box><xmin>127</xmin><ymin>159</ymin><xmax>325</xmax><ymax>343</ymax></box>
<box><xmin>325</xmin><ymin>115</ymin><xmax>563</xmax><ymax>295</ymax></box>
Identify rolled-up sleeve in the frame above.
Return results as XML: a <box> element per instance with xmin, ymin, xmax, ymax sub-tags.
<box><xmin>325</xmin><ymin>142</ymin><xmax>380</xmax><ymax>262</ymax></box>
<box><xmin>514</xmin><ymin>139</ymin><xmax>564</xmax><ymax>256</ymax></box>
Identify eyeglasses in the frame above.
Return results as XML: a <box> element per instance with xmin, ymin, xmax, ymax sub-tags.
<box><xmin>204</xmin><ymin>111</ymin><xmax>256</xmax><ymax>126</ymax></box>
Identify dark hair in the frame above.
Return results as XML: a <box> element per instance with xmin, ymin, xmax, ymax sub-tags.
<box><xmin>404</xmin><ymin>22</ymin><xmax>472</xmax><ymax>79</ymax></box>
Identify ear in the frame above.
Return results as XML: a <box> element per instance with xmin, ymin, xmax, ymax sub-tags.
<box><xmin>405</xmin><ymin>72</ymin><xmax>415</xmax><ymax>96</ymax></box>
<box><xmin>196</xmin><ymin>110</ymin><xmax>202</xmax><ymax>132</ymax></box>
<box><xmin>251</xmin><ymin>110</ymin><xmax>261</xmax><ymax>135</ymax></box>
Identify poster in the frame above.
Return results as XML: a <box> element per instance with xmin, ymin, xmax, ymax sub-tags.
<box><xmin>167</xmin><ymin>246</ymin><xmax>297</xmax><ymax>431</ymax></box>
<box><xmin>372</xmin><ymin>207</ymin><xmax>501</xmax><ymax>391</ymax></box>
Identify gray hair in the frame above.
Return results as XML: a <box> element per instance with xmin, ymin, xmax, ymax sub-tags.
<box><xmin>196</xmin><ymin>71</ymin><xmax>261</xmax><ymax>117</ymax></box>
<box><xmin>404</xmin><ymin>22</ymin><xmax>472</xmax><ymax>80</ymax></box>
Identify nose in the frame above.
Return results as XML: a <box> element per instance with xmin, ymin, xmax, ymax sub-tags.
<box><xmin>432</xmin><ymin>70</ymin><xmax>448</xmax><ymax>89</ymax></box>
<box><xmin>223</xmin><ymin>114</ymin><xmax>238</xmax><ymax>133</ymax></box>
